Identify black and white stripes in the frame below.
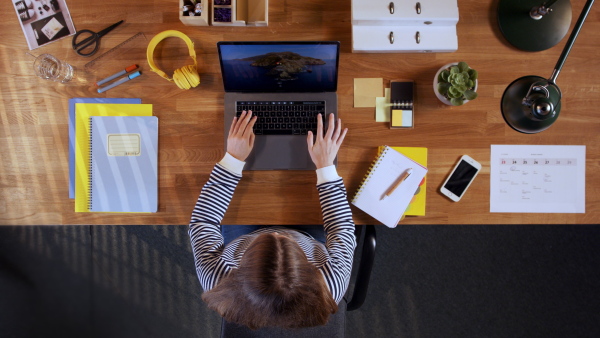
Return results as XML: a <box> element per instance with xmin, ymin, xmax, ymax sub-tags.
<box><xmin>188</xmin><ymin>164</ymin><xmax>356</xmax><ymax>304</ymax></box>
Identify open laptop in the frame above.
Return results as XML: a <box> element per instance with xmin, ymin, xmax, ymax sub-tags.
<box><xmin>218</xmin><ymin>41</ymin><xmax>340</xmax><ymax>170</ymax></box>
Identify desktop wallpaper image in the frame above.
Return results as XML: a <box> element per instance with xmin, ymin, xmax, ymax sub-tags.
<box><xmin>219</xmin><ymin>44</ymin><xmax>339</xmax><ymax>92</ymax></box>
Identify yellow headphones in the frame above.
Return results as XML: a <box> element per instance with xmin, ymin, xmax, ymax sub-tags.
<box><xmin>146</xmin><ymin>30</ymin><xmax>200</xmax><ymax>90</ymax></box>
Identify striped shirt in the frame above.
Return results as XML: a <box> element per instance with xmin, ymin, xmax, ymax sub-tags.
<box><xmin>188</xmin><ymin>163</ymin><xmax>356</xmax><ymax>304</ymax></box>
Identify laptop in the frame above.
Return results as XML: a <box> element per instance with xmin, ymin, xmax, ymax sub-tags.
<box><xmin>217</xmin><ymin>41</ymin><xmax>340</xmax><ymax>170</ymax></box>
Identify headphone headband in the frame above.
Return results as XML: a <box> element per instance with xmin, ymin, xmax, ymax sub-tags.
<box><xmin>147</xmin><ymin>30</ymin><xmax>200</xmax><ymax>89</ymax></box>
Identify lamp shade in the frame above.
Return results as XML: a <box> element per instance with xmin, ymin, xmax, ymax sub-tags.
<box><xmin>498</xmin><ymin>0</ymin><xmax>572</xmax><ymax>52</ymax></box>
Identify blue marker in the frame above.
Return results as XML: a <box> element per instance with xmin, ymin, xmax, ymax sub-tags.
<box><xmin>97</xmin><ymin>71</ymin><xmax>141</xmax><ymax>93</ymax></box>
<box><xmin>96</xmin><ymin>64</ymin><xmax>138</xmax><ymax>86</ymax></box>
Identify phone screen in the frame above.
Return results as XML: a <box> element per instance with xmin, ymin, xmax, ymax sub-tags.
<box><xmin>443</xmin><ymin>160</ymin><xmax>479</xmax><ymax>197</ymax></box>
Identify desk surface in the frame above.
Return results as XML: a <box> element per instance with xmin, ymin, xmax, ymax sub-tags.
<box><xmin>1</xmin><ymin>0</ymin><xmax>599</xmax><ymax>225</ymax></box>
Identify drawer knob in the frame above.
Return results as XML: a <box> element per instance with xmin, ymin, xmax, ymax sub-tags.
<box><xmin>389</xmin><ymin>2</ymin><xmax>394</xmax><ymax>14</ymax></box>
<box><xmin>389</xmin><ymin>31</ymin><xmax>394</xmax><ymax>44</ymax></box>
<box><xmin>416</xmin><ymin>31</ymin><xmax>421</xmax><ymax>44</ymax></box>
<box><xmin>416</xmin><ymin>2</ymin><xmax>421</xmax><ymax>14</ymax></box>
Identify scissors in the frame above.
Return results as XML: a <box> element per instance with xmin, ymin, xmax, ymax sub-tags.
<box><xmin>72</xmin><ymin>20</ymin><xmax>123</xmax><ymax>57</ymax></box>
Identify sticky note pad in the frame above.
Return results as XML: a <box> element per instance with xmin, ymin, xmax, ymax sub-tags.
<box><xmin>391</xmin><ymin>109</ymin><xmax>413</xmax><ymax>128</ymax></box>
<box><xmin>354</xmin><ymin>78</ymin><xmax>383</xmax><ymax>108</ymax></box>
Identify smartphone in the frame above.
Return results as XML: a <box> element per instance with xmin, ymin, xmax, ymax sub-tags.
<box><xmin>440</xmin><ymin>155</ymin><xmax>482</xmax><ymax>202</ymax></box>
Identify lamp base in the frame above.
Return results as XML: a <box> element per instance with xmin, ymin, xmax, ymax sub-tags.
<box><xmin>498</xmin><ymin>0</ymin><xmax>572</xmax><ymax>52</ymax></box>
<box><xmin>501</xmin><ymin>76</ymin><xmax>562</xmax><ymax>134</ymax></box>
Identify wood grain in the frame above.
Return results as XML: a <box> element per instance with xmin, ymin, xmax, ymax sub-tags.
<box><xmin>1</xmin><ymin>0</ymin><xmax>598</xmax><ymax>225</ymax></box>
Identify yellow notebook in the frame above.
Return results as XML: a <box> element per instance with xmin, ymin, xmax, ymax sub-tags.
<box><xmin>352</xmin><ymin>146</ymin><xmax>428</xmax><ymax>228</ymax></box>
<box><xmin>74</xmin><ymin>103</ymin><xmax>153</xmax><ymax>212</ymax></box>
<box><xmin>378</xmin><ymin>146</ymin><xmax>428</xmax><ymax>216</ymax></box>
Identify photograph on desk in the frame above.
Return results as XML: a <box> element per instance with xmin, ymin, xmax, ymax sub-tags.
<box><xmin>11</xmin><ymin>0</ymin><xmax>75</xmax><ymax>49</ymax></box>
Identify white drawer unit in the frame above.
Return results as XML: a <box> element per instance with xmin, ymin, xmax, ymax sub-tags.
<box><xmin>351</xmin><ymin>0</ymin><xmax>459</xmax><ymax>53</ymax></box>
<box><xmin>352</xmin><ymin>25</ymin><xmax>457</xmax><ymax>53</ymax></box>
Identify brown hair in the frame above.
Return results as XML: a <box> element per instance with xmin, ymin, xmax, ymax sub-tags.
<box><xmin>201</xmin><ymin>232</ymin><xmax>338</xmax><ymax>329</ymax></box>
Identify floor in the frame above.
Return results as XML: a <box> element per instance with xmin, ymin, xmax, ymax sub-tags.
<box><xmin>1</xmin><ymin>224</ymin><xmax>599</xmax><ymax>338</ymax></box>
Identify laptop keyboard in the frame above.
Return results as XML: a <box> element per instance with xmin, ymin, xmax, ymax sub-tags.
<box><xmin>236</xmin><ymin>101</ymin><xmax>326</xmax><ymax>135</ymax></box>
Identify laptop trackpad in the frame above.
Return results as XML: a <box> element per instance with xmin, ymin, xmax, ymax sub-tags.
<box><xmin>248</xmin><ymin>136</ymin><xmax>308</xmax><ymax>170</ymax></box>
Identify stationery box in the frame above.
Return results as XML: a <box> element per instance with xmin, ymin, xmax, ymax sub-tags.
<box><xmin>180</xmin><ymin>0</ymin><xmax>211</xmax><ymax>26</ymax></box>
<box><xmin>351</xmin><ymin>0</ymin><xmax>458</xmax><ymax>26</ymax></box>
<box><xmin>211</xmin><ymin>0</ymin><xmax>268</xmax><ymax>26</ymax></box>
<box><xmin>352</xmin><ymin>25</ymin><xmax>458</xmax><ymax>53</ymax></box>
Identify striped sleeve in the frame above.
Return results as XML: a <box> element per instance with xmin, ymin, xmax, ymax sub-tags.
<box><xmin>188</xmin><ymin>164</ymin><xmax>240</xmax><ymax>291</ymax></box>
<box><xmin>317</xmin><ymin>177</ymin><xmax>357</xmax><ymax>303</ymax></box>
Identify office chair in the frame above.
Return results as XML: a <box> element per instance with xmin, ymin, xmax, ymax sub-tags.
<box><xmin>220</xmin><ymin>224</ymin><xmax>377</xmax><ymax>338</ymax></box>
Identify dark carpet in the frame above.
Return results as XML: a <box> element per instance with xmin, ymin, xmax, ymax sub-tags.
<box><xmin>1</xmin><ymin>224</ymin><xmax>599</xmax><ymax>338</ymax></box>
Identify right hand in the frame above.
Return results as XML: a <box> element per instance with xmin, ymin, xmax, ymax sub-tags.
<box><xmin>227</xmin><ymin>111</ymin><xmax>257</xmax><ymax>161</ymax></box>
<box><xmin>306</xmin><ymin>113</ymin><xmax>348</xmax><ymax>169</ymax></box>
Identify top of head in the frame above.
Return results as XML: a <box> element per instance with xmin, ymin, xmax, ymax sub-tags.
<box><xmin>147</xmin><ymin>30</ymin><xmax>200</xmax><ymax>90</ymax></box>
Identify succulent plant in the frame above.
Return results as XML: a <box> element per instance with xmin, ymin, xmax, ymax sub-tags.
<box><xmin>437</xmin><ymin>61</ymin><xmax>478</xmax><ymax>106</ymax></box>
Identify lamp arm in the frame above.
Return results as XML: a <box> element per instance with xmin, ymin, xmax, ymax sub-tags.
<box><xmin>549</xmin><ymin>0</ymin><xmax>595</xmax><ymax>84</ymax></box>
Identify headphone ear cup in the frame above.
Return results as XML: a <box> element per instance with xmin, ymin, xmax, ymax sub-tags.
<box><xmin>173</xmin><ymin>65</ymin><xmax>200</xmax><ymax>90</ymax></box>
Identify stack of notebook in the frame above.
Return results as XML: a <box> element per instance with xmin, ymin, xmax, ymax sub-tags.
<box><xmin>352</xmin><ymin>146</ymin><xmax>428</xmax><ymax>228</ymax></box>
<box><xmin>69</xmin><ymin>98</ymin><xmax>158</xmax><ymax>213</ymax></box>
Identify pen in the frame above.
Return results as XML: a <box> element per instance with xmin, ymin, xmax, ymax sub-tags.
<box><xmin>97</xmin><ymin>70</ymin><xmax>141</xmax><ymax>93</ymax></box>
<box><xmin>381</xmin><ymin>168</ymin><xmax>413</xmax><ymax>200</ymax></box>
<box><xmin>95</xmin><ymin>64</ymin><xmax>138</xmax><ymax>86</ymax></box>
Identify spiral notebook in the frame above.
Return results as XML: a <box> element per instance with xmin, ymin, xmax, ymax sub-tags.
<box><xmin>352</xmin><ymin>146</ymin><xmax>428</xmax><ymax>228</ymax></box>
<box><xmin>88</xmin><ymin>116</ymin><xmax>158</xmax><ymax>213</ymax></box>
<box><xmin>74</xmin><ymin>103</ymin><xmax>153</xmax><ymax>212</ymax></box>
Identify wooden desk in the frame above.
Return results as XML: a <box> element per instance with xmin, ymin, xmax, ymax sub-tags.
<box><xmin>1</xmin><ymin>0</ymin><xmax>598</xmax><ymax>225</ymax></box>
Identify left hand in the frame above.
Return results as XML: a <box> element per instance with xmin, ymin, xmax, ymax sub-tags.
<box><xmin>227</xmin><ymin>111</ymin><xmax>257</xmax><ymax>161</ymax></box>
<box><xmin>307</xmin><ymin>113</ymin><xmax>348</xmax><ymax>169</ymax></box>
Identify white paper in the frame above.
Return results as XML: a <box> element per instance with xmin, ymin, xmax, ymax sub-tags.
<box><xmin>490</xmin><ymin>145</ymin><xmax>585</xmax><ymax>213</ymax></box>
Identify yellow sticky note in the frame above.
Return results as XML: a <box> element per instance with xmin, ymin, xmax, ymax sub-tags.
<box><xmin>354</xmin><ymin>78</ymin><xmax>383</xmax><ymax>108</ymax></box>
<box><xmin>391</xmin><ymin>109</ymin><xmax>413</xmax><ymax>128</ymax></box>
<box><xmin>375</xmin><ymin>88</ymin><xmax>391</xmax><ymax>122</ymax></box>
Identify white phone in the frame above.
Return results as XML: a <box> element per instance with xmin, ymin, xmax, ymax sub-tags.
<box><xmin>440</xmin><ymin>155</ymin><xmax>482</xmax><ymax>202</ymax></box>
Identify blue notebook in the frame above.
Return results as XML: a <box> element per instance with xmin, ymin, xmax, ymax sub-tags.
<box><xmin>68</xmin><ymin>98</ymin><xmax>141</xmax><ymax>198</ymax></box>
<box><xmin>89</xmin><ymin>116</ymin><xmax>158</xmax><ymax>212</ymax></box>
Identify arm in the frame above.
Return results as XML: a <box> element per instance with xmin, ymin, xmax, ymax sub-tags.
<box><xmin>308</xmin><ymin>113</ymin><xmax>356</xmax><ymax>303</ymax></box>
<box><xmin>188</xmin><ymin>111</ymin><xmax>256</xmax><ymax>291</ymax></box>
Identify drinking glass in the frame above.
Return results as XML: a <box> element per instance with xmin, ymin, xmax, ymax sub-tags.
<box><xmin>33</xmin><ymin>54</ymin><xmax>75</xmax><ymax>83</ymax></box>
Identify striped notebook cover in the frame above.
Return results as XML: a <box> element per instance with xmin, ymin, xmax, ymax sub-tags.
<box><xmin>88</xmin><ymin>116</ymin><xmax>158</xmax><ymax>212</ymax></box>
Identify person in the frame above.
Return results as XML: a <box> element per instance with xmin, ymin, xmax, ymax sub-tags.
<box><xmin>188</xmin><ymin>110</ymin><xmax>356</xmax><ymax>329</ymax></box>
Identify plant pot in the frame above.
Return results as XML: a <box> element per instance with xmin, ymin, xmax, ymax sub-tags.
<box><xmin>433</xmin><ymin>62</ymin><xmax>478</xmax><ymax>105</ymax></box>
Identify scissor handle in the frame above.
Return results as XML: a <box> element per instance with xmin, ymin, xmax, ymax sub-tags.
<box><xmin>72</xmin><ymin>30</ymin><xmax>100</xmax><ymax>57</ymax></box>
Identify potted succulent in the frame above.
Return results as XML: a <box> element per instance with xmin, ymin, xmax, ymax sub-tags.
<box><xmin>433</xmin><ymin>61</ymin><xmax>478</xmax><ymax>106</ymax></box>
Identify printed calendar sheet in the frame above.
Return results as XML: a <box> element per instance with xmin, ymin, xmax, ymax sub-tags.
<box><xmin>490</xmin><ymin>145</ymin><xmax>586</xmax><ymax>213</ymax></box>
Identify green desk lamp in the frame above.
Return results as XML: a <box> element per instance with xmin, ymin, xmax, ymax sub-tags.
<box><xmin>498</xmin><ymin>0</ymin><xmax>572</xmax><ymax>52</ymax></box>
<box><xmin>500</xmin><ymin>0</ymin><xmax>595</xmax><ymax>134</ymax></box>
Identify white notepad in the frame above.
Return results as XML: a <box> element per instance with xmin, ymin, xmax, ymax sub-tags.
<box><xmin>352</xmin><ymin>146</ymin><xmax>428</xmax><ymax>228</ymax></box>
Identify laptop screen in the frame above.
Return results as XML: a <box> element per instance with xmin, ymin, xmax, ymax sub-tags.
<box><xmin>217</xmin><ymin>41</ymin><xmax>340</xmax><ymax>93</ymax></box>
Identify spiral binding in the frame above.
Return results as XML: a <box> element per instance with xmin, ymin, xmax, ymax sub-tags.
<box><xmin>352</xmin><ymin>146</ymin><xmax>391</xmax><ymax>202</ymax></box>
<box><xmin>88</xmin><ymin>117</ymin><xmax>93</xmax><ymax>211</ymax></box>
